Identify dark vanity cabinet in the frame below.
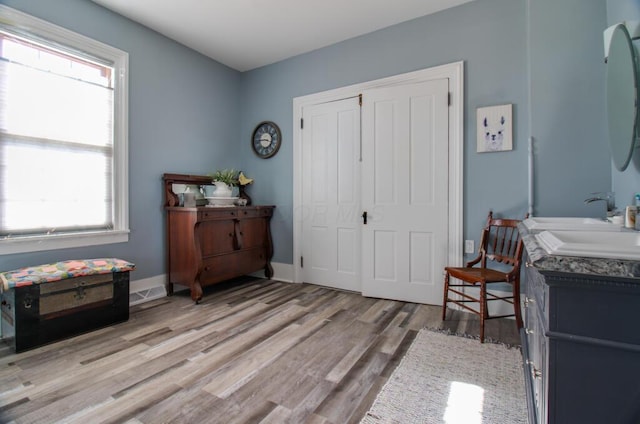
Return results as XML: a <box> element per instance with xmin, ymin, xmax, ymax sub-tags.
<box><xmin>521</xmin><ymin>261</ymin><xmax>640</xmax><ymax>423</ymax></box>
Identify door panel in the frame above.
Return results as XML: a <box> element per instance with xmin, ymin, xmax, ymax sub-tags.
<box><xmin>301</xmin><ymin>97</ymin><xmax>361</xmax><ymax>292</ymax></box>
<box><xmin>410</xmin><ymin>231</ymin><xmax>432</xmax><ymax>283</ymax></box>
<box><xmin>361</xmin><ymin>79</ymin><xmax>449</xmax><ymax>304</ymax></box>
<box><xmin>374</xmin><ymin>230</ymin><xmax>396</xmax><ymax>281</ymax></box>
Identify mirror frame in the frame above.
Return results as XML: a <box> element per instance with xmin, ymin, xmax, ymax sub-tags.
<box><xmin>606</xmin><ymin>23</ymin><xmax>639</xmax><ymax>172</ymax></box>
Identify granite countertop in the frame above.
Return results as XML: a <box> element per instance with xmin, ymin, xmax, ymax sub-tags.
<box><xmin>518</xmin><ymin>223</ymin><xmax>640</xmax><ymax>279</ymax></box>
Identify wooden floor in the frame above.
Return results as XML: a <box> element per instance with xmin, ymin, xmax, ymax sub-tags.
<box><xmin>0</xmin><ymin>278</ymin><xmax>520</xmax><ymax>424</ymax></box>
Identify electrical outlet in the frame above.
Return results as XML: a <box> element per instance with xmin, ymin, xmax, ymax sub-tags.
<box><xmin>464</xmin><ymin>240</ymin><xmax>474</xmax><ymax>254</ymax></box>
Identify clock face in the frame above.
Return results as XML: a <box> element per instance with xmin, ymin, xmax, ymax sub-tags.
<box><xmin>252</xmin><ymin>121</ymin><xmax>281</xmax><ymax>158</ymax></box>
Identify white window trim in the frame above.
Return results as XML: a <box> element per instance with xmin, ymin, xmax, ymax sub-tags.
<box><xmin>0</xmin><ymin>5</ymin><xmax>129</xmax><ymax>255</ymax></box>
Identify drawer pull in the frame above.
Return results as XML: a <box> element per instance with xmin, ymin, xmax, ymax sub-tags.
<box><xmin>525</xmin><ymin>328</ymin><xmax>534</xmax><ymax>335</ymax></box>
<box><xmin>228</xmin><ymin>233</ymin><xmax>233</xmax><ymax>237</ymax></box>
<box><xmin>526</xmin><ymin>360</ymin><xmax>542</xmax><ymax>379</ymax></box>
<box><xmin>524</xmin><ymin>296</ymin><xmax>535</xmax><ymax>307</ymax></box>
<box><xmin>531</xmin><ymin>367</ymin><xmax>542</xmax><ymax>379</ymax></box>
<box><xmin>525</xmin><ymin>261</ymin><xmax>533</xmax><ymax>268</ymax></box>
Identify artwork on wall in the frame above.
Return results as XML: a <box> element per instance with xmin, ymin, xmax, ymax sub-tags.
<box><xmin>476</xmin><ymin>104</ymin><xmax>513</xmax><ymax>153</ymax></box>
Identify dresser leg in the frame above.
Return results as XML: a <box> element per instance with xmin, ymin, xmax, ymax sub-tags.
<box><xmin>166</xmin><ymin>282</ymin><xmax>174</xmax><ymax>296</ymax></box>
<box><xmin>190</xmin><ymin>281</ymin><xmax>203</xmax><ymax>304</ymax></box>
<box><xmin>265</xmin><ymin>262</ymin><xmax>274</xmax><ymax>279</ymax></box>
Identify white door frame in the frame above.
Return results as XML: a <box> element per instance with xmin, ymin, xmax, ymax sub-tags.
<box><xmin>292</xmin><ymin>61</ymin><xmax>464</xmax><ymax>286</ymax></box>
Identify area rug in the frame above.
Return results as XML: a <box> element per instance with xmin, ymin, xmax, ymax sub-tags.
<box><xmin>360</xmin><ymin>329</ymin><xmax>527</xmax><ymax>424</ymax></box>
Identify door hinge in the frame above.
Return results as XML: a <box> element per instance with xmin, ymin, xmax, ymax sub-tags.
<box><xmin>359</xmin><ymin>93</ymin><xmax>362</xmax><ymax>106</ymax></box>
<box><xmin>448</xmin><ymin>92</ymin><xmax>451</xmax><ymax>106</ymax></box>
<box><xmin>300</xmin><ymin>256</ymin><xmax>304</xmax><ymax>268</ymax></box>
<box><xmin>300</xmin><ymin>118</ymin><xmax>304</xmax><ymax>129</ymax></box>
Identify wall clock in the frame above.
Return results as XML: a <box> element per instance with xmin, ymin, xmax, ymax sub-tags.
<box><xmin>252</xmin><ymin>121</ymin><xmax>281</xmax><ymax>158</ymax></box>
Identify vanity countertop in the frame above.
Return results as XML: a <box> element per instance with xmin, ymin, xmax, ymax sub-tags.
<box><xmin>518</xmin><ymin>223</ymin><xmax>640</xmax><ymax>279</ymax></box>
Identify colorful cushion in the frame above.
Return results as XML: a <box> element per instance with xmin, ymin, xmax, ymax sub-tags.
<box><xmin>0</xmin><ymin>258</ymin><xmax>135</xmax><ymax>291</ymax></box>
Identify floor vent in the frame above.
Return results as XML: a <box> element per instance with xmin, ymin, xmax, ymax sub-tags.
<box><xmin>129</xmin><ymin>286</ymin><xmax>166</xmax><ymax>306</ymax></box>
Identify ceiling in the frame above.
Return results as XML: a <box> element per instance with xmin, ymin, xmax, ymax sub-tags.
<box><xmin>91</xmin><ymin>0</ymin><xmax>474</xmax><ymax>72</ymax></box>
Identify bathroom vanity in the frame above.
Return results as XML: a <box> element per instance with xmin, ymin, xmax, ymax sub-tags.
<box><xmin>519</xmin><ymin>224</ymin><xmax>640</xmax><ymax>424</ymax></box>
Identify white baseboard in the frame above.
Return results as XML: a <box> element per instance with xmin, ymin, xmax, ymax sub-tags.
<box><xmin>130</xmin><ymin>264</ymin><xmax>520</xmax><ymax>320</ymax></box>
<box><xmin>249</xmin><ymin>262</ymin><xmax>296</xmax><ymax>283</ymax></box>
<box><xmin>130</xmin><ymin>262</ymin><xmax>296</xmax><ymax>306</ymax></box>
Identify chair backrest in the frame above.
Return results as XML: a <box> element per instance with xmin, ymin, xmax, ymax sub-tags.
<box><xmin>479</xmin><ymin>211</ymin><xmax>528</xmax><ymax>271</ymax></box>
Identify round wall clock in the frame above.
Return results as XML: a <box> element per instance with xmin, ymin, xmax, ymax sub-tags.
<box><xmin>252</xmin><ymin>121</ymin><xmax>281</xmax><ymax>158</ymax></box>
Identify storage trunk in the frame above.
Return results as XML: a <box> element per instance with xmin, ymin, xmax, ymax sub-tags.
<box><xmin>1</xmin><ymin>271</ymin><xmax>130</xmax><ymax>352</ymax></box>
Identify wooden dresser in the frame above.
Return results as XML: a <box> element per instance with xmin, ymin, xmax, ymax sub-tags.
<box><xmin>163</xmin><ymin>173</ymin><xmax>275</xmax><ymax>303</ymax></box>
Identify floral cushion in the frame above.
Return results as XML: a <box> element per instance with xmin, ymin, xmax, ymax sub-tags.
<box><xmin>0</xmin><ymin>258</ymin><xmax>135</xmax><ymax>291</ymax></box>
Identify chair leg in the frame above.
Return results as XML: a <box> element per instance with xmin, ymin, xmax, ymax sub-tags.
<box><xmin>513</xmin><ymin>279</ymin><xmax>523</xmax><ymax>329</ymax></box>
<box><xmin>442</xmin><ymin>272</ymin><xmax>450</xmax><ymax>321</ymax></box>
<box><xmin>479</xmin><ymin>282</ymin><xmax>487</xmax><ymax>343</ymax></box>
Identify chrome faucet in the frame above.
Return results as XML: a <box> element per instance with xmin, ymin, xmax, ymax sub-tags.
<box><xmin>584</xmin><ymin>192</ymin><xmax>616</xmax><ymax>218</ymax></box>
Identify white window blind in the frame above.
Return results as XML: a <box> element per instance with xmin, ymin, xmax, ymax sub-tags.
<box><xmin>0</xmin><ymin>5</ymin><xmax>129</xmax><ymax>254</ymax></box>
<box><xmin>0</xmin><ymin>33</ymin><xmax>115</xmax><ymax>236</ymax></box>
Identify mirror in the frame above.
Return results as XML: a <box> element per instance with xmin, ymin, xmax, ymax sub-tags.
<box><xmin>606</xmin><ymin>23</ymin><xmax>639</xmax><ymax>171</ymax></box>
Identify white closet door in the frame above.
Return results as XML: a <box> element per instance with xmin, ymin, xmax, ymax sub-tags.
<box><xmin>361</xmin><ymin>78</ymin><xmax>449</xmax><ymax>304</ymax></box>
<box><xmin>300</xmin><ymin>97</ymin><xmax>361</xmax><ymax>292</ymax></box>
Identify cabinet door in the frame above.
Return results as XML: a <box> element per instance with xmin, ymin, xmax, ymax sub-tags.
<box><xmin>198</xmin><ymin>220</ymin><xmax>235</xmax><ymax>256</ymax></box>
<box><xmin>238</xmin><ymin>218</ymin><xmax>267</xmax><ymax>249</ymax></box>
<box><xmin>524</xmin><ymin>266</ymin><xmax>548</xmax><ymax>424</ymax></box>
<box><xmin>531</xmin><ymin>311</ymin><xmax>547</xmax><ymax>424</ymax></box>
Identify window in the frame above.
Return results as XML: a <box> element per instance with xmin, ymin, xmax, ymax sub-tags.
<box><xmin>0</xmin><ymin>6</ymin><xmax>129</xmax><ymax>254</ymax></box>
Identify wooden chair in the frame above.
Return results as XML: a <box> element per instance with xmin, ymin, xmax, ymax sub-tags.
<box><xmin>442</xmin><ymin>211</ymin><xmax>528</xmax><ymax>342</ymax></box>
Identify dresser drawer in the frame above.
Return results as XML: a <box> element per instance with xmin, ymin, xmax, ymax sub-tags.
<box><xmin>235</xmin><ymin>247</ymin><xmax>268</xmax><ymax>272</ymax></box>
<box><xmin>236</xmin><ymin>207</ymin><xmax>274</xmax><ymax>219</ymax></box>
<box><xmin>200</xmin><ymin>255</ymin><xmax>240</xmax><ymax>284</ymax></box>
<box><xmin>199</xmin><ymin>209</ymin><xmax>238</xmax><ymax>220</ymax></box>
<box><xmin>199</xmin><ymin>248</ymin><xmax>267</xmax><ymax>284</ymax></box>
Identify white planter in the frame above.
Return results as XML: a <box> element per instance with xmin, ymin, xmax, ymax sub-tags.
<box><xmin>212</xmin><ymin>181</ymin><xmax>233</xmax><ymax>197</ymax></box>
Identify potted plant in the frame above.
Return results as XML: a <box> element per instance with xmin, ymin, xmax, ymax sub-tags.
<box><xmin>211</xmin><ymin>169</ymin><xmax>238</xmax><ymax>197</ymax></box>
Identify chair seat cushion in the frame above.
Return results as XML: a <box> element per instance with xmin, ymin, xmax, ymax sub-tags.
<box><xmin>445</xmin><ymin>266</ymin><xmax>509</xmax><ymax>283</ymax></box>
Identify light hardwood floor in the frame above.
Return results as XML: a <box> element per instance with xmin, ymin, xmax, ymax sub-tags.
<box><xmin>0</xmin><ymin>278</ymin><xmax>520</xmax><ymax>424</ymax></box>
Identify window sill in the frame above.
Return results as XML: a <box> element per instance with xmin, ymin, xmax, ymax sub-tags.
<box><xmin>0</xmin><ymin>230</ymin><xmax>130</xmax><ymax>255</ymax></box>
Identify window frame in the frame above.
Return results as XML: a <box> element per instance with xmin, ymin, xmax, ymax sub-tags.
<box><xmin>0</xmin><ymin>5</ymin><xmax>129</xmax><ymax>255</ymax></box>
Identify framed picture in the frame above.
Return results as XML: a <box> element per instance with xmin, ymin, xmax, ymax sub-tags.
<box><xmin>477</xmin><ymin>104</ymin><xmax>513</xmax><ymax>152</ymax></box>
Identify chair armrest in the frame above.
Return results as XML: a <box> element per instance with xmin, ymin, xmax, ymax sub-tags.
<box><xmin>465</xmin><ymin>254</ymin><xmax>483</xmax><ymax>267</ymax></box>
<box><xmin>465</xmin><ymin>228</ymin><xmax>488</xmax><ymax>267</ymax></box>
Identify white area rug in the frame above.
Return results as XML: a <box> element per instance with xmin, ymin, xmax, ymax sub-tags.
<box><xmin>361</xmin><ymin>329</ymin><xmax>527</xmax><ymax>424</ymax></box>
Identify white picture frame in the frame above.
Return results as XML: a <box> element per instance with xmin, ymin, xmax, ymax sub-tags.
<box><xmin>477</xmin><ymin>104</ymin><xmax>513</xmax><ymax>153</ymax></box>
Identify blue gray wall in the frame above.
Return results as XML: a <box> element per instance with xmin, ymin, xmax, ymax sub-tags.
<box><xmin>0</xmin><ymin>0</ymin><xmax>616</xmax><ymax>274</ymax></box>
<box><xmin>607</xmin><ymin>0</ymin><xmax>640</xmax><ymax>207</ymax></box>
<box><xmin>0</xmin><ymin>0</ymin><xmax>242</xmax><ymax>278</ymax></box>
<box><xmin>529</xmin><ymin>0</ymin><xmax>610</xmax><ymax>218</ymax></box>
<box><xmin>241</xmin><ymin>0</ymin><xmax>610</xmax><ymax>263</ymax></box>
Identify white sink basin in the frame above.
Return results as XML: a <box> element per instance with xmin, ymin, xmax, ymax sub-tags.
<box><xmin>523</xmin><ymin>217</ymin><xmax>621</xmax><ymax>232</ymax></box>
<box><xmin>535</xmin><ymin>230</ymin><xmax>640</xmax><ymax>260</ymax></box>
